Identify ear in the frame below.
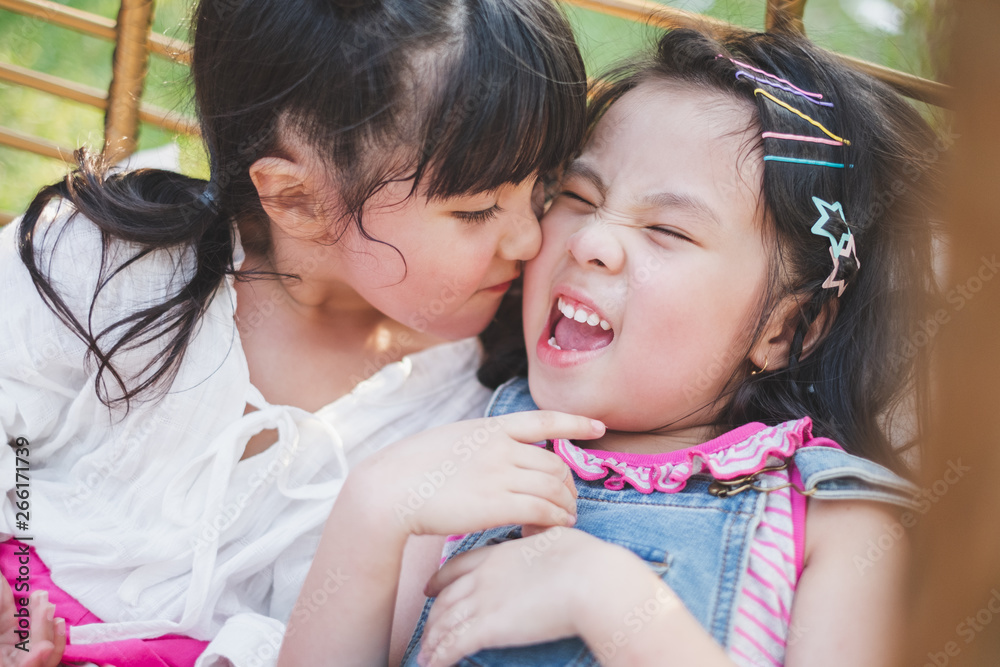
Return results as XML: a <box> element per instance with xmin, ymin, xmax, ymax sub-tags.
<box><xmin>749</xmin><ymin>296</ymin><xmax>837</xmax><ymax>372</ymax></box>
<box><xmin>249</xmin><ymin>155</ymin><xmax>327</xmax><ymax>240</ymax></box>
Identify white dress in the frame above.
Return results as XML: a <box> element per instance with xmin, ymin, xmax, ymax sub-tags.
<box><xmin>0</xmin><ymin>201</ymin><xmax>493</xmax><ymax>666</ymax></box>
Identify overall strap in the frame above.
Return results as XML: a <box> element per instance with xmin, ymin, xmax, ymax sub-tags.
<box><xmin>485</xmin><ymin>377</ymin><xmax>537</xmax><ymax>418</ymax></box>
<box><xmin>793</xmin><ymin>446</ymin><xmax>920</xmax><ymax>510</ymax></box>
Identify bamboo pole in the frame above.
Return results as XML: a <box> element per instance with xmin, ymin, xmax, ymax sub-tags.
<box><xmin>765</xmin><ymin>0</ymin><xmax>808</xmax><ymax>34</ymax></box>
<box><xmin>102</xmin><ymin>0</ymin><xmax>155</xmax><ymax>163</ymax></box>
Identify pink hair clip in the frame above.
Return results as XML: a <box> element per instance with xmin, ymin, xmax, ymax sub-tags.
<box><xmin>810</xmin><ymin>197</ymin><xmax>860</xmax><ymax>297</ymax></box>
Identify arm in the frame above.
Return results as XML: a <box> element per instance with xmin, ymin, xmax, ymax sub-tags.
<box><xmin>418</xmin><ymin>528</ymin><xmax>733</xmax><ymax>667</ymax></box>
<box><xmin>276</xmin><ymin>412</ymin><xmax>604</xmax><ymax>667</ymax></box>
<box><xmin>419</xmin><ymin>500</ymin><xmax>908</xmax><ymax>667</ymax></box>
<box><xmin>784</xmin><ymin>498</ymin><xmax>908</xmax><ymax>666</ymax></box>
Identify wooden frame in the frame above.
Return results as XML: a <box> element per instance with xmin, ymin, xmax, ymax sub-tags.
<box><xmin>0</xmin><ymin>0</ymin><xmax>950</xmax><ymax>223</ymax></box>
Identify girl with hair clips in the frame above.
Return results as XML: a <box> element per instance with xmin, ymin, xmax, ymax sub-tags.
<box><xmin>290</xmin><ymin>26</ymin><xmax>940</xmax><ymax>667</ymax></box>
<box><xmin>0</xmin><ymin>1</ymin><xmax>591</xmax><ymax>666</ymax></box>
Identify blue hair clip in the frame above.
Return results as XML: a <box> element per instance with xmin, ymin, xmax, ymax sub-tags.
<box><xmin>810</xmin><ymin>197</ymin><xmax>860</xmax><ymax>297</ymax></box>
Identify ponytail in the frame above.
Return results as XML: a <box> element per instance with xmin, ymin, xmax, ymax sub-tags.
<box><xmin>17</xmin><ymin>150</ymin><xmax>234</xmax><ymax>413</ymax></box>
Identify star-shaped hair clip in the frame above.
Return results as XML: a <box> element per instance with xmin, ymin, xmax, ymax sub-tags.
<box><xmin>810</xmin><ymin>196</ymin><xmax>860</xmax><ymax>297</ymax></box>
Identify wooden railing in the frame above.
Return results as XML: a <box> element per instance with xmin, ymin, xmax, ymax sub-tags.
<box><xmin>0</xmin><ymin>0</ymin><xmax>196</xmax><ymax>225</ymax></box>
<box><xmin>0</xmin><ymin>0</ymin><xmax>950</xmax><ymax>226</ymax></box>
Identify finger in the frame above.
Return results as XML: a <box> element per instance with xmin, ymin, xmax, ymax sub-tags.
<box><xmin>28</xmin><ymin>592</ymin><xmax>53</xmax><ymax>646</ymax></box>
<box><xmin>45</xmin><ymin>619</ymin><xmax>66</xmax><ymax>667</ymax></box>
<box><xmin>422</xmin><ymin>614</ymin><xmax>493</xmax><ymax>667</ymax></box>
<box><xmin>22</xmin><ymin>642</ymin><xmax>54</xmax><ymax>667</ymax></box>
<box><xmin>521</xmin><ymin>523</ymin><xmax>547</xmax><ymax>538</ymax></box>
<box><xmin>0</xmin><ymin>576</ymin><xmax>14</xmax><ymax>612</ymax></box>
<box><xmin>510</xmin><ymin>443</ymin><xmax>573</xmax><ymax>477</ymax></box>
<box><xmin>510</xmin><ymin>445</ymin><xmax>579</xmax><ymax>501</ymax></box>
<box><xmin>496</xmin><ymin>411</ymin><xmax>605</xmax><ymax>445</ymax></box>
<box><xmin>420</xmin><ymin>600</ymin><xmax>481</xmax><ymax>667</ymax></box>
<box><xmin>425</xmin><ymin>549</ymin><xmax>489</xmax><ymax>597</ymax></box>
<box><xmin>506</xmin><ymin>469</ymin><xmax>577</xmax><ymax>517</ymax></box>
<box><xmin>497</xmin><ymin>494</ymin><xmax>576</xmax><ymax>530</ymax></box>
<box><xmin>422</xmin><ymin>577</ymin><xmax>475</xmax><ymax>647</ymax></box>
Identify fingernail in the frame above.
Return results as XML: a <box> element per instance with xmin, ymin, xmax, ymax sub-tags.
<box><xmin>45</xmin><ymin>606</ymin><xmax>54</xmax><ymax>622</ymax></box>
<box><xmin>565</xmin><ymin>512</ymin><xmax>576</xmax><ymax>526</ymax></box>
<box><xmin>591</xmin><ymin>419</ymin><xmax>605</xmax><ymax>433</ymax></box>
<box><xmin>56</xmin><ymin>618</ymin><xmax>66</xmax><ymax>636</ymax></box>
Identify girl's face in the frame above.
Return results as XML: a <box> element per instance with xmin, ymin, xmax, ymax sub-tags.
<box><xmin>523</xmin><ymin>82</ymin><xmax>770</xmax><ymax>434</ymax></box>
<box><xmin>330</xmin><ymin>176</ymin><xmax>544</xmax><ymax>340</ymax></box>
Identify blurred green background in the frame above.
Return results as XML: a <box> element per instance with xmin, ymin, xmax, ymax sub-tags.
<box><xmin>0</xmin><ymin>0</ymin><xmax>940</xmax><ymax>219</ymax></box>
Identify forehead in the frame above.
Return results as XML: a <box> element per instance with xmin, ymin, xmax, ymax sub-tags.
<box><xmin>581</xmin><ymin>81</ymin><xmax>763</xmax><ymax>219</ymax></box>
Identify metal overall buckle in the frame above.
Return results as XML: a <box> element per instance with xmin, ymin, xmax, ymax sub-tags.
<box><xmin>707</xmin><ymin>459</ymin><xmax>816</xmax><ymax>498</ymax></box>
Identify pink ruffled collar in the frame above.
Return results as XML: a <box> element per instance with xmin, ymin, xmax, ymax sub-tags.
<box><xmin>551</xmin><ymin>417</ymin><xmax>840</xmax><ymax>494</ymax></box>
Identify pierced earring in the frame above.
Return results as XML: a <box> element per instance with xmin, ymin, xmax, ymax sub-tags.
<box><xmin>751</xmin><ymin>357</ymin><xmax>769</xmax><ymax>376</ymax></box>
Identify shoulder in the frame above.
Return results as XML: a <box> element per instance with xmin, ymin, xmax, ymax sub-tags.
<box><xmin>786</xmin><ymin>419</ymin><xmax>919</xmax><ymax>511</ymax></box>
<box><xmin>804</xmin><ymin>497</ymin><xmax>907</xmax><ymax>567</ymax></box>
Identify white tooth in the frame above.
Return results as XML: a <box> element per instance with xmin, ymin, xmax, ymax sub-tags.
<box><xmin>561</xmin><ymin>303</ymin><xmax>575</xmax><ymax>319</ymax></box>
<box><xmin>600</xmin><ymin>319</ymin><xmax>611</xmax><ymax>331</ymax></box>
<box><xmin>548</xmin><ymin>337</ymin><xmax>561</xmax><ymax>350</ymax></box>
<box><xmin>557</xmin><ymin>297</ymin><xmax>565</xmax><ymax>311</ymax></box>
<box><xmin>573</xmin><ymin>309</ymin><xmax>588</xmax><ymax>323</ymax></box>
<box><xmin>586</xmin><ymin>313</ymin><xmax>600</xmax><ymax>326</ymax></box>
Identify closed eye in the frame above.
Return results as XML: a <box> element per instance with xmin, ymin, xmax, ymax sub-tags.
<box><xmin>650</xmin><ymin>226</ymin><xmax>691</xmax><ymax>242</ymax></box>
<box><xmin>558</xmin><ymin>190</ymin><xmax>595</xmax><ymax>207</ymax></box>
<box><xmin>454</xmin><ymin>204</ymin><xmax>501</xmax><ymax>224</ymax></box>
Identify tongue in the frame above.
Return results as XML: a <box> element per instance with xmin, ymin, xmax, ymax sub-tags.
<box><xmin>553</xmin><ymin>315</ymin><xmax>614</xmax><ymax>351</ymax></box>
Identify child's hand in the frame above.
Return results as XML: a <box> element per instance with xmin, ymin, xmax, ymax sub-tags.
<box><xmin>416</xmin><ymin>527</ymin><xmax>626</xmax><ymax>667</ymax></box>
<box><xmin>0</xmin><ymin>581</ymin><xmax>66</xmax><ymax>667</ymax></box>
<box><xmin>353</xmin><ymin>411</ymin><xmax>604</xmax><ymax>539</ymax></box>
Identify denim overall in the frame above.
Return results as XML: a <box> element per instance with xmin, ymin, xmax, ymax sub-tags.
<box><xmin>402</xmin><ymin>378</ymin><xmax>918</xmax><ymax>666</ymax></box>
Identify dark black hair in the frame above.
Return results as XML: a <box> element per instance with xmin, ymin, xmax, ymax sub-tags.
<box><xmin>17</xmin><ymin>0</ymin><xmax>587</xmax><ymax>412</ymax></box>
<box><xmin>482</xmin><ymin>27</ymin><xmax>941</xmax><ymax>473</ymax></box>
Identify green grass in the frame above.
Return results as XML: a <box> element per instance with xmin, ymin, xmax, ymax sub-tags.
<box><xmin>0</xmin><ymin>0</ymin><xmax>939</xmax><ymax>218</ymax></box>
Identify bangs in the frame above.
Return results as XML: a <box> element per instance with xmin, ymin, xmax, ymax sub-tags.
<box><xmin>416</xmin><ymin>0</ymin><xmax>587</xmax><ymax>198</ymax></box>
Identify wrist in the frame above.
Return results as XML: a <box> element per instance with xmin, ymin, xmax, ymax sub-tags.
<box><xmin>571</xmin><ymin>543</ymin><xmax>679</xmax><ymax>649</ymax></box>
<box><xmin>335</xmin><ymin>464</ymin><xmax>411</xmax><ymax>550</ymax></box>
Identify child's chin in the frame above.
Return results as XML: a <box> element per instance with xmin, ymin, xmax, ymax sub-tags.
<box><xmin>527</xmin><ymin>374</ymin><xmax>605</xmax><ymax>419</ymax></box>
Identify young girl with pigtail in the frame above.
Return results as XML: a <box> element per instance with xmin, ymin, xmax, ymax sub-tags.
<box><xmin>1</xmin><ymin>1</ymin><xmax>594</xmax><ymax>666</ymax></box>
<box><xmin>286</xmin><ymin>26</ymin><xmax>941</xmax><ymax>667</ymax></box>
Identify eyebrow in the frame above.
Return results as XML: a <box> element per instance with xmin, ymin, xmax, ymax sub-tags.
<box><xmin>562</xmin><ymin>161</ymin><xmax>607</xmax><ymax>200</ymax></box>
<box><xmin>639</xmin><ymin>191</ymin><xmax>720</xmax><ymax>226</ymax></box>
<box><xmin>563</xmin><ymin>161</ymin><xmax>719</xmax><ymax>226</ymax></box>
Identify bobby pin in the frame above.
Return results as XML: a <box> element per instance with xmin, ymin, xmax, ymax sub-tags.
<box><xmin>736</xmin><ymin>72</ymin><xmax>834</xmax><ymax>107</ymax></box>
<box><xmin>761</xmin><ymin>132</ymin><xmax>844</xmax><ymax>147</ymax></box>
<box><xmin>721</xmin><ymin>56</ymin><xmax>825</xmax><ymax>99</ymax></box>
<box><xmin>763</xmin><ymin>156</ymin><xmax>853</xmax><ymax>169</ymax></box>
<box><xmin>754</xmin><ymin>89</ymin><xmax>851</xmax><ymax>145</ymax></box>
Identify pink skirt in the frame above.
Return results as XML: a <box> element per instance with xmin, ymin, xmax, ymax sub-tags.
<box><xmin>1</xmin><ymin>539</ymin><xmax>209</xmax><ymax>667</ymax></box>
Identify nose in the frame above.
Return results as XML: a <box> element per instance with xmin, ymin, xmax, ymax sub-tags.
<box><xmin>496</xmin><ymin>183</ymin><xmax>543</xmax><ymax>262</ymax></box>
<box><xmin>567</xmin><ymin>220</ymin><xmax>625</xmax><ymax>273</ymax></box>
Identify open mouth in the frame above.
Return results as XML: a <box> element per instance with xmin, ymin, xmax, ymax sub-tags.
<box><xmin>546</xmin><ymin>296</ymin><xmax>615</xmax><ymax>352</ymax></box>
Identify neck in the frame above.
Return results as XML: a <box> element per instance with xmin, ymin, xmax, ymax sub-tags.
<box><xmin>583</xmin><ymin>423</ymin><xmax>722</xmax><ymax>456</ymax></box>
